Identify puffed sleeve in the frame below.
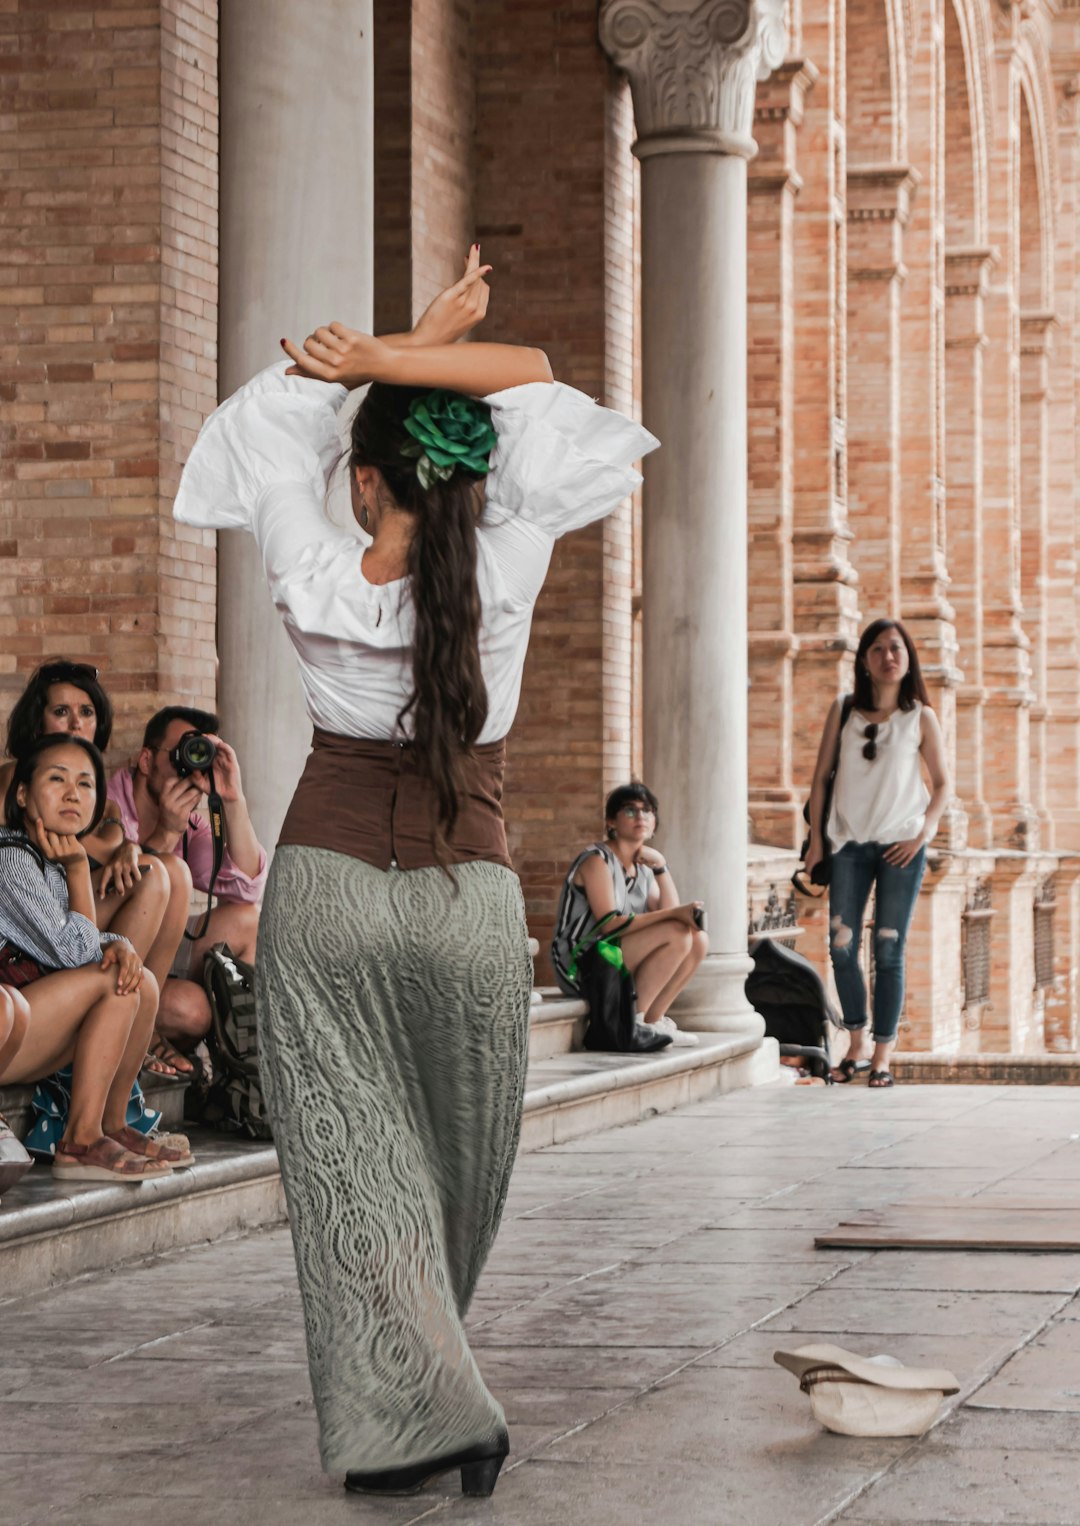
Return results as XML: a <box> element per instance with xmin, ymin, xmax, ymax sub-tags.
<box><xmin>482</xmin><ymin>381</ymin><xmax>659</xmax><ymax>535</ymax></box>
<box><xmin>173</xmin><ymin>362</ymin><xmax>348</xmax><ymax>537</ymax></box>
<box><xmin>478</xmin><ymin>381</ymin><xmax>658</xmax><ymax>607</ymax></box>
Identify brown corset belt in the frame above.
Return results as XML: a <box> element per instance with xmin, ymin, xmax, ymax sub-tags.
<box><xmin>277</xmin><ymin>729</ymin><xmax>512</xmax><ymax>872</ymax></box>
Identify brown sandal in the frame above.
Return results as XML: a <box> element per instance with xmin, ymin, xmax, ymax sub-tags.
<box><xmin>52</xmin><ymin>1135</ymin><xmax>172</xmax><ymax>1183</ymax></box>
<box><xmin>107</xmin><ymin>1124</ymin><xmax>194</xmax><ymax>1169</ymax></box>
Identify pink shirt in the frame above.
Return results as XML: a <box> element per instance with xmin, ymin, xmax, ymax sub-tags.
<box><xmin>106</xmin><ymin>767</ymin><xmax>268</xmax><ymax>905</ymax></box>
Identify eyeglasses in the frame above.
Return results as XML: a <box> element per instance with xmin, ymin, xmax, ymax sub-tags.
<box><xmin>617</xmin><ymin>805</ymin><xmax>655</xmax><ymax>821</ymax></box>
<box><xmin>862</xmin><ymin>723</ymin><xmax>879</xmax><ymax>762</ymax></box>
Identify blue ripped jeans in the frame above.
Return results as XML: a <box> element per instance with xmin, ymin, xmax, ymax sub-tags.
<box><xmin>828</xmin><ymin>840</ymin><xmax>926</xmax><ymax>1043</ymax></box>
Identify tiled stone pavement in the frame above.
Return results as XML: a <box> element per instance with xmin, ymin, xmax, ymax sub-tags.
<box><xmin>4</xmin><ymin>1082</ymin><xmax>1080</xmax><ymax>1525</ymax></box>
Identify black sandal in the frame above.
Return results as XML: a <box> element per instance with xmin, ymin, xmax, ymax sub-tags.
<box><xmin>832</xmin><ymin>1058</ymin><xmax>870</xmax><ymax>1084</ymax></box>
<box><xmin>868</xmin><ymin>1069</ymin><xmax>895</xmax><ymax>1088</ymax></box>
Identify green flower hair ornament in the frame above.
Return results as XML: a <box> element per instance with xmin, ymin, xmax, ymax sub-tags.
<box><xmin>401</xmin><ymin>390</ymin><xmax>498</xmax><ymax>491</ymax></box>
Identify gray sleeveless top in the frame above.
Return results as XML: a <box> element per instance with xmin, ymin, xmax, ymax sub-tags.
<box><xmin>550</xmin><ymin>841</ymin><xmax>657</xmax><ymax>994</ymax></box>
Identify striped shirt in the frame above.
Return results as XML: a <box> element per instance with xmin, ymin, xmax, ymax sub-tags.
<box><xmin>0</xmin><ymin>828</ymin><xmax>127</xmax><ymax>970</ymax></box>
<box><xmin>550</xmin><ymin>842</ymin><xmax>656</xmax><ymax>995</ymax></box>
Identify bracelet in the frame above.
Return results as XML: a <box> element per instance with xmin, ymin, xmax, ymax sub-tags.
<box><xmin>653</xmin><ymin>864</ymin><xmax>668</xmax><ymax>876</ymax></box>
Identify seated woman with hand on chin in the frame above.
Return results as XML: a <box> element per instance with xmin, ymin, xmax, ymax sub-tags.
<box><xmin>0</xmin><ymin>734</ymin><xmax>192</xmax><ymax>1181</ymax></box>
<box><xmin>1</xmin><ymin>660</ymin><xmax>193</xmax><ymax>1080</ymax></box>
<box><xmin>552</xmin><ymin>782</ymin><xmax>707</xmax><ymax>1049</ymax></box>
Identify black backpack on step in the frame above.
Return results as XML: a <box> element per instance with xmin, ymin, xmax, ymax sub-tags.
<box><xmin>183</xmin><ymin>942</ymin><xmax>273</xmax><ymax>1140</ymax></box>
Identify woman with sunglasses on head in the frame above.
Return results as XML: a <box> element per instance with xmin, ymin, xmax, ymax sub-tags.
<box><xmin>172</xmin><ymin>249</ymin><xmax>657</xmax><ymax>1498</ymax></box>
<box><xmin>551</xmin><ymin>782</ymin><xmax>707</xmax><ymax>1048</ymax></box>
<box><xmin>3</xmin><ymin>660</ymin><xmax>194</xmax><ymax>1079</ymax></box>
<box><xmin>805</xmin><ymin>619</ymin><xmax>949</xmax><ymax>1088</ymax></box>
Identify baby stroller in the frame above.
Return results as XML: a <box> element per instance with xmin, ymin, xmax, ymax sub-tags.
<box><xmin>744</xmin><ymin>938</ymin><xmax>840</xmax><ymax>1083</ymax></box>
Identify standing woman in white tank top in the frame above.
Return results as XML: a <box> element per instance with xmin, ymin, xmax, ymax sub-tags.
<box><xmin>805</xmin><ymin>620</ymin><xmax>950</xmax><ymax>1088</ymax></box>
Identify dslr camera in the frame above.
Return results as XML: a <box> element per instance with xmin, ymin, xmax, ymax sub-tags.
<box><xmin>170</xmin><ymin>730</ymin><xmax>218</xmax><ymax>779</ymax></box>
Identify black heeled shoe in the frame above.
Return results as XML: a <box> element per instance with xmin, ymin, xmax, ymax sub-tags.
<box><xmin>344</xmin><ymin>1429</ymin><xmax>509</xmax><ymax>1498</ymax></box>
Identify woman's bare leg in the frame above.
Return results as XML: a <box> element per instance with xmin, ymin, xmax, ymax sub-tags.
<box><xmin>642</xmin><ymin>929</ymin><xmax>708</xmax><ymax>1022</ymax></box>
<box><xmin>99</xmin><ymin>857</ymin><xmax>192</xmax><ymax>1073</ymax></box>
<box><xmin>96</xmin><ymin>856</ymin><xmax>170</xmax><ymax>961</ymax></box>
<box><xmin>0</xmin><ymin>986</ymin><xmax>30</xmax><ymax>1077</ymax></box>
<box><xmin>143</xmin><ymin>854</ymin><xmax>193</xmax><ymax>990</ymax></box>
<box><xmin>3</xmin><ymin>967</ymin><xmax>143</xmax><ymax>1147</ymax></box>
<box><xmin>618</xmin><ymin>921</ymin><xmax>694</xmax><ymax>1017</ymax></box>
<box><xmin>101</xmin><ymin>971</ymin><xmax>159</xmax><ymax>1134</ymax></box>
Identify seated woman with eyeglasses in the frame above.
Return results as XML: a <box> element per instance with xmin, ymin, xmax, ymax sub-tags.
<box><xmin>551</xmin><ymin>782</ymin><xmax>707</xmax><ymax>1048</ymax></box>
<box><xmin>1</xmin><ymin>661</ymin><xmax>193</xmax><ymax>1078</ymax></box>
<box><xmin>804</xmin><ymin>619</ymin><xmax>949</xmax><ymax>1088</ymax></box>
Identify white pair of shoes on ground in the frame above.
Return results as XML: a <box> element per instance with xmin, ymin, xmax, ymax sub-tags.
<box><xmin>648</xmin><ymin>1014</ymin><xmax>699</xmax><ymax>1047</ymax></box>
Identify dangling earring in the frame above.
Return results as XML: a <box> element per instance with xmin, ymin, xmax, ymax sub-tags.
<box><xmin>359</xmin><ymin>501</ymin><xmax>370</xmax><ymax>531</ymax></box>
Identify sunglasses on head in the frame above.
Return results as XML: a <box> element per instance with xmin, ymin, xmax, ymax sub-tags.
<box><xmin>40</xmin><ymin>661</ymin><xmax>99</xmax><ymax>687</ymax></box>
<box><xmin>862</xmin><ymin>723</ymin><xmax>879</xmax><ymax>762</ymax></box>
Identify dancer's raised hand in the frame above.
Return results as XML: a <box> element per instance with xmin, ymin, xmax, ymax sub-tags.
<box><xmin>281</xmin><ymin>325</ymin><xmax>390</xmax><ymax>389</ymax></box>
<box><xmin>282</xmin><ymin>246</ymin><xmax>493</xmax><ymax>387</ymax></box>
<box><xmin>411</xmin><ymin>245</ymin><xmax>492</xmax><ymax>346</ymax></box>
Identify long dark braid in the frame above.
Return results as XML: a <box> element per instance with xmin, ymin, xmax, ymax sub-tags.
<box><xmin>350</xmin><ymin>384</ymin><xmax>489</xmax><ymax>853</ymax></box>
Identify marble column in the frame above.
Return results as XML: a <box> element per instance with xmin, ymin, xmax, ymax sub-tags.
<box><xmin>600</xmin><ymin>0</ymin><xmax>785</xmax><ymax>1037</ymax></box>
<box><xmin>217</xmin><ymin>1</ymin><xmax>374</xmax><ymax>851</ymax></box>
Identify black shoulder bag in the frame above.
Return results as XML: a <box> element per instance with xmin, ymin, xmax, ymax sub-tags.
<box><xmin>793</xmin><ymin>694</ymin><xmax>855</xmax><ymax>895</ymax></box>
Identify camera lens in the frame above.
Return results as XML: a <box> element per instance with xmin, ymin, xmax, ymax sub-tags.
<box><xmin>170</xmin><ymin>731</ymin><xmax>217</xmax><ymax>777</ymax></box>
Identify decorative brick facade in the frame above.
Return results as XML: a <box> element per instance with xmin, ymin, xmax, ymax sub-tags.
<box><xmin>0</xmin><ymin>0</ymin><xmax>218</xmax><ymax>767</ymax></box>
<box><xmin>9</xmin><ymin>0</ymin><xmax>1080</xmax><ymax>1048</ymax></box>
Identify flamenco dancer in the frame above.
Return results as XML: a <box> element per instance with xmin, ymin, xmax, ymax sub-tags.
<box><xmin>173</xmin><ymin>249</ymin><xmax>657</xmax><ymax>1498</ymax></box>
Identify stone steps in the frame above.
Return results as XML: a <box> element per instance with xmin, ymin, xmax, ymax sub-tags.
<box><xmin>521</xmin><ymin>1030</ymin><xmax>777</xmax><ymax>1149</ymax></box>
<box><xmin>0</xmin><ymin>1073</ymin><xmax>186</xmax><ymax>1143</ymax></box>
<box><xmin>0</xmin><ymin>992</ymin><xmax>775</xmax><ymax>1297</ymax></box>
<box><xmin>0</xmin><ymin>1131</ymin><xmax>282</xmax><ymax>1298</ymax></box>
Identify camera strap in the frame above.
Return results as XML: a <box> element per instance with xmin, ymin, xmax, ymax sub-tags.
<box><xmin>183</xmin><ymin>769</ymin><xmax>226</xmax><ymax>942</ymax></box>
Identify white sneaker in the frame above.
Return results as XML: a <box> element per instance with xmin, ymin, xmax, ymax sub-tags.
<box><xmin>652</xmin><ymin>1014</ymin><xmax>699</xmax><ymax>1047</ymax></box>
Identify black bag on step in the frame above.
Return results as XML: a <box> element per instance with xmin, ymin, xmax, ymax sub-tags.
<box><xmin>183</xmin><ymin>942</ymin><xmax>273</xmax><ymax>1140</ymax></box>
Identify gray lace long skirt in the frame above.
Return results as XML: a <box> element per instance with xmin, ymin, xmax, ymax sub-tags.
<box><xmin>256</xmin><ymin>846</ymin><xmax>533</xmax><ymax>1473</ymax></box>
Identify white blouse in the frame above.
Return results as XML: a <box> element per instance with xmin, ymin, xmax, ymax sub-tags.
<box><xmin>173</xmin><ymin>363</ymin><xmax>658</xmax><ymax>742</ymax></box>
<box><xmin>828</xmin><ymin>703</ymin><xmax>930</xmax><ymax>851</ymax></box>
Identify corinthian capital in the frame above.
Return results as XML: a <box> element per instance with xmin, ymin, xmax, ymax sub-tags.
<box><xmin>599</xmin><ymin>0</ymin><xmax>787</xmax><ymax>154</ymax></box>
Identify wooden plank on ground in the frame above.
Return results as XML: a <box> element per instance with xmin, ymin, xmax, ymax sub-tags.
<box><xmin>815</xmin><ymin>1198</ymin><xmax>1080</xmax><ymax>1251</ymax></box>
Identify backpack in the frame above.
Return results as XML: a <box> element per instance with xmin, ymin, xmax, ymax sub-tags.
<box><xmin>184</xmin><ymin>942</ymin><xmax>273</xmax><ymax>1140</ymax></box>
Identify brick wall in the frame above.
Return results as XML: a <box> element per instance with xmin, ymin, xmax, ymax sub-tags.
<box><xmin>372</xmin><ymin>0</ymin><xmax>474</xmax><ymax>331</ymax></box>
<box><xmin>0</xmin><ymin>0</ymin><xmax>218</xmax><ymax>769</ymax></box>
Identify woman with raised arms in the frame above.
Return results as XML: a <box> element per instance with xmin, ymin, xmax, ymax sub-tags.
<box><xmin>173</xmin><ymin>250</ymin><xmax>657</xmax><ymax>1497</ymax></box>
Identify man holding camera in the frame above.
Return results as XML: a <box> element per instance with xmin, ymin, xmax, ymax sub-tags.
<box><xmin>107</xmin><ymin>706</ymin><xmax>268</xmax><ymax>1061</ymax></box>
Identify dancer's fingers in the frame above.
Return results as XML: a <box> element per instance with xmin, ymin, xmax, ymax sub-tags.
<box><xmin>459</xmin><ymin>263</ymin><xmax>492</xmax><ymax>292</ymax></box>
<box><xmin>280</xmin><ymin>337</ymin><xmax>331</xmax><ymax>378</ymax></box>
<box><xmin>303</xmin><ymin>334</ymin><xmax>337</xmax><ymax>361</ymax></box>
<box><xmin>313</xmin><ymin>325</ymin><xmax>346</xmax><ymax>351</ymax></box>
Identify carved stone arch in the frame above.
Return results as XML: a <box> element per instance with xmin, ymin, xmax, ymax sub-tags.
<box><xmin>945</xmin><ymin>0</ymin><xmax>994</xmax><ymax>244</ymax></box>
<box><xmin>1017</xmin><ymin>24</ymin><xmax>1058</xmax><ymax>307</ymax></box>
